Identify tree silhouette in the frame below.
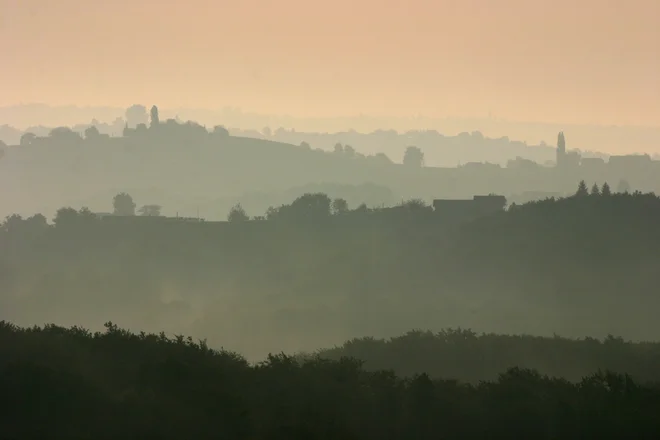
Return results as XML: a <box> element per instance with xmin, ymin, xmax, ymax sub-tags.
<box><xmin>1</xmin><ymin>214</ymin><xmax>24</xmax><ymax>233</ymax></box>
<box><xmin>113</xmin><ymin>193</ymin><xmax>136</xmax><ymax>216</ymax></box>
<box><xmin>84</xmin><ymin>126</ymin><xmax>100</xmax><ymax>140</ymax></box>
<box><xmin>278</xmin><ymin>193</ymin><xmax>332</xmax><ymax>221</ymax></box>
<box><xmin>212</xmin><ymin>125</ymin><xmax>229</xmax><ymax>138</ymax></box>
<box><xmin>48</xmin><ymin>127</ymin><xmax>82</xmax><ymax>145</ymax></box>
<box><xmin>24</xmin><ymin>214</ymin><xmax>48</xmax><ymax>232</ymax></box>
<box><xmin>150</xmin><ymin>105</ymin><xmax>160</xmax><ymax>129</ymax></box>
<box><xmin>125</xmin><ymin>105</ymin><xmax>148</xmax><ymax>128</ymax></box>
<box><xmin>138</xmin><ymin>205</ymin><xmax>162</xmax><ymax>217</ymax></box>
<box><xmin>372</xmin><ymin>152</ymin><xmax>393</xmax><ymax>165</ymax></box>
<box><xmin>403</xmin><ymin>146</ymin><xmax>424</xmax><ymax>167</ymax></box>
<box><xmin>52</xmin><ymin>207</ymin><xmax>80</xmax><ymax>228</ymax></box>
<box><xmin>399</xmin><ymin>199</ymin><xmax>430</xmax><ymax>211</ymax></box>
<box><xmin>601</xmin><ymin>182</ymin><xmax>612</xmax><ymax>196</ymax></box>
<box><xmin>19</xmin><ymin>132</ymin><xmax>36</xmax><ymax>146</ymax></box>
<box><xmin>331</xmin><ymin>198</ymin><xmax>349</xmax><ymax>215</ymax></box>
<box><xmin>575</xmin><ymin>180</ymin><xmax>589</xmax><ymax>197</ymax></box>
<box><xmin>227</xmin><ymin>204</ymin><xmax>249</xmax><ymax>222</ymax></box>
<box><xmin>590</xmin><ymin>183</ymin><xmax>601</xmax><ymax>196</ymax></box>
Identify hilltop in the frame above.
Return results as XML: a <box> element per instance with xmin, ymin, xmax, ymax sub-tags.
<box><xmin>2</xmin><ymin>186</ymin><xmax>659</xmax><ymax>359</ymax></box>
<box><xmin>3</xmin><ymin>103</ymin><xmax>660</xmax><ymax>156</ymax></box>
<box><xmin>2</xmin><ymin>110</ymin><xmax>660</xmax><ymax>221</ymax></box>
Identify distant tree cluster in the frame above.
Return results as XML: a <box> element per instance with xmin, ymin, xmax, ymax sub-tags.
<box><xmin>317</xmin><ymin>329</ymin><xmax>660</xmax><ymax>384</ymax></box>
<box><xmin>224</xmin><ymin>192</ymin><xmax>435</xmax><ymax>222</ymax></box>
<box><xmin>574</xmin><ymin>180</ymin><xmax>629</xmax><ymax>197</ymax></box>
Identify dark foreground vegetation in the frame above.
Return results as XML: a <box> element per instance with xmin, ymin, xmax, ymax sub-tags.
<box><xmin>2</xmin><ymin>322</ymin><xmax>660</xmax><ymax>440</ymax></box>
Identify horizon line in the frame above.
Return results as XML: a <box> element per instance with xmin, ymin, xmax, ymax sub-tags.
<box><xmin>2</xmin><ymin>102</ymin><xmax>660</xmax><ymax>131</ymax></box>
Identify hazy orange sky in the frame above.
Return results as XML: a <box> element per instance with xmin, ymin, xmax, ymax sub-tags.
<box><xmin>2</xmin><ymin>0</ymin><xmax>659</xmax><ymax>126</ymax></box>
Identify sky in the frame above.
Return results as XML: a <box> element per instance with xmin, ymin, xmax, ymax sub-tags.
<box><xmin>1</xmin><ymin>0</ymin><xmax>659</xmax><ymax>126</ymax></box>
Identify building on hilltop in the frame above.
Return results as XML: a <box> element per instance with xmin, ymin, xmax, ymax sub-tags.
<box><xmin>608</xmin><ymin>154</ymin><xmax>652</xmax><ymax>171</ymax></box>
<box><xmin>555</xmin><ymin>131</ymin><xmax>581</xmax><ymax>169</ymax></box>
<box><xmin>556</xmin><ymin>131</ymin><xmax>566</xmax><ymax>167</ymax></box>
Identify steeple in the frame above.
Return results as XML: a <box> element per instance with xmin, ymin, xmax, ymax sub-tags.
<box><xmin>557</xmin><ymin>131</ymin><xmax>565</xmax><ymax>153</ymax></box>
<box><xmin>556</xmin><ymin>131</ymin><xmax>566</xmax><ymax>167</ymax></box>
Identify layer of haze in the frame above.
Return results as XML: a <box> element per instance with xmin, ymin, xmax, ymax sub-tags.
<box><xmin>2</xmin><ymin>0</ymin><xmax>659</xmax><ymax>127</ymax></box>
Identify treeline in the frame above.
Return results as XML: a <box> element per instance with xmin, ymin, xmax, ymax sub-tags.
<box><xmin>2</xmin><ymin>321</ymin><xmax>660</xmax><ymax>439</ymax></box>
<box><xmin>7</xmin><ymin>113</ymin><xmax>658</xmax><ymax>224</ymax></box>
<box><xmin>315</xmin><ymin>329</ymin><xmax>660</xmax><ymax>384</ymax></box>
<box><xmin>3</xmin><ymin>182</ymin><xmax>660</xmax><ymax>359</ymax></box>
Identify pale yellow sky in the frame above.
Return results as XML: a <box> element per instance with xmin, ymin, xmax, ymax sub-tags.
<box><xmin>1</xmin><ymin>0</ymin><xmax>659</xmax><ymax>126</ymax></box>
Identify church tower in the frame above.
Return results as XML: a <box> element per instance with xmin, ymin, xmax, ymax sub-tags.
<box><xmin>556</xmin><ymin>131</ymin><xmax>566</xmax><ymax>168</ymax></box>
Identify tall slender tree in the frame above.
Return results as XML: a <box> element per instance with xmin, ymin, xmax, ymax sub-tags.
<box><xmin>601</xmin><ymin>182</ymin><xmax>612</xmax><ymax>196</ymax></box>
<box><xmin>575</xmin><ymin>180</ymin><xmax>589</xmax><ymax>197</ymax></box>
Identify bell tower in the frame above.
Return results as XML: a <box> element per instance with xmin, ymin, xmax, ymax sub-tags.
<box><xmin>556</xmin><ymin>131</ymin><xmax>566</xmax><ymax>168</ymax></box>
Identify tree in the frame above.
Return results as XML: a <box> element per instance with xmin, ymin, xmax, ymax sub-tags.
<box><xmin>150</xmin><ymin>105</ymin><xmax>160</xmax><ymax>128</ymax></box>
<box><xmin>78</xmin><ymin>207</ymin><xmax>99</xmax><ymax>226</ymax></box>
<box><xmin>2</xmin><ymin>214</ymin><xmax>24</xmax><ymax>233</ymax></box>
<box><xmin>279</xmin><ymin>193</ymin><xmax>332</xmax><ymax>221</ymax></box>
<box><xmin>52</xmin><ymin>207</ymin><xmax>80</xmax><ymax>228</ymax></box>
<box><xmin>84</xmin><ymin>126</ymin><xmax>100</xmax><ymax>139</ymax></box>
<box><xmin>262</xmin><ymin>126</ymin><xmax>272</xmax><ymax>137</ymax></box>
<box><xmin>48</xmin><ymin>126</ymin><xmax>82</xmax><ymax>144</ymax></box>
<box><xmin>299</xmin><ymin>141</ymin><xmax>311</xmax><ymax>150</ymax></box>
<box><xmin>333</xmin><ymin>143</ymin><xmax>344</xmax><ymax>154</ymax></box>
<box><xmin>372</xmin><ymin>152</ymin><xmax>393</xmax><ymax>165</ymax></box>
<box><xmin>138</xmin><ymin>205</ymin><xmax>162</xmax><ymax>217</ymax></box>
<box><xmin>125</xmin><ymin>105</ymin><xmax>148</xmax><ymax>128</ymax></box>
<box><xmin>398</xmin><ymin>199</ymin><xmax>430</xmax><ymax>211</ymax></box>
<box><xmin>212</xmin><ymin>125</ymin><xmax>229</xmax><ymax>138</ymax></box>
<box><xmin>590</xmin><ymin>183</ymin><xmax>601</xmax><ymax>196</ymax></box>
<box><xmin>601</xmin><ymin>182</ymin><xmax>612</xmax><ymax>196</ymax></box>
<box><xmin>25</xmin><ymin>213</ymin><xmax>48</xmax><ymax>229</ymax></box>
<box><xmin>617</xmin><ymin>179</ymin><xmax>631</xmax><ymax>194</ymax></box>
<box><xmin>265</xmin><ymin>206</ymin><xmax>279</xmax><ymax>220</ymax></box>
<box><xmin>575</xmin><ymin>180</ymin><xmax>589</xmax><ymax>197</ymax></box>
<box><xmin>19</xmin><ymin>132</ymin><xmax>36</xmax><ymax>146</ymax></box>
<box><xmin>227</xmin><ymin>204</ymin><xmax>249</xmax><ymax>222</ymax></box>
<box><xmin>113</xmin><ymin>193</ymin><xmax>136</xmax><ymax>216</ymax></box>
<box><xmin>403</xmin><ymin>146</ymin><xmax>424</xmax><ymax>167</ymax></box>
<box><xmin>331</xmin><ymin>198</ymin><xmax>349</xmax><ymax>215</ymax></box>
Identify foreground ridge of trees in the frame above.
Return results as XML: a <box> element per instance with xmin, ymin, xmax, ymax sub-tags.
<box><xmin>2</xmin><ymin>321</ymin><xmax>660</xmax><ymax>439</ymax></box>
